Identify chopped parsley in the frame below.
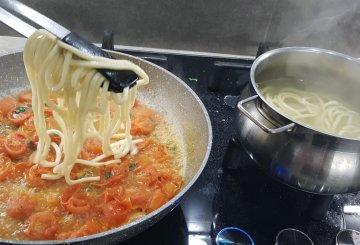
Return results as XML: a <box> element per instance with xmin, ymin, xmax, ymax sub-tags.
<box><xmin>75</xmin><ymin>170</ymin><xmax>94</xmax><ymax>180</ymax></box>
<box><xmin>14</xmin><ymin>106</ymin><xmax>28</xmax><ymax>114</ymax></box>
<box><xmin>84</xmin><ymin>185</ymin><xmax>95</xmax><ymax>192</ymax></box>
<box><xmin>129</xmin><ymin>162</ymin><xmax>138</xmax><ymax>171</ymax></box>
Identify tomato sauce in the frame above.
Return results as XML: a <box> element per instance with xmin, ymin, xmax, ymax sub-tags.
<box><xmin>0</xmin><ymin>89</ymin><xmax>184</xmax><ymax>240</ymax></box>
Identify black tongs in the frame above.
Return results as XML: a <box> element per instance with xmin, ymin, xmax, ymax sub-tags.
<box><xmin>0</xmin><ymin>0</ymin><xmax>137</xmax><ymax>93</ymax></box>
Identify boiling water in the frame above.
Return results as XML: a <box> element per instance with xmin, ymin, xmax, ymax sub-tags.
<box><xmin>257</xmin><ymin>78</ymin><xmax>360</xmax><ymax>139</ymax></box>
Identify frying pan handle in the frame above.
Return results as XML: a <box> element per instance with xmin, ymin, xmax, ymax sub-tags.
<box><xmin>63</xmin><ymin>32</ymin><xmax>138</xmax><ymax>93</ymax></box>
<box><xmin>237</xmin><ymin>95</ymin><xmax>295</xmax><ymax>134</ymax></box>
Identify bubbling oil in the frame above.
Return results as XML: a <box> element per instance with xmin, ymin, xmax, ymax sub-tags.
<box><xmin>0</xmin><ymin>88</ymin><xmax>187</xmax><ymax>240</ymax></box>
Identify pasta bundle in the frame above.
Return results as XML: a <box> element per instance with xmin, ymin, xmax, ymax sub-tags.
<box><xmin>23</xmin><ymin>30</ymin><xmax>149</xmax><ymax>184</ymax></box>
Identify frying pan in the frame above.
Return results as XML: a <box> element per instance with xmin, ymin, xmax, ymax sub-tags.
<box><xmin>0</xmin><ymin>50</ymin><xmax>212</xmax><ymax>244</ymax></box>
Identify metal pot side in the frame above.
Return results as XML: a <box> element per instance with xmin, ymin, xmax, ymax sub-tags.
<box><xmin>236</xmin><ymin>47</ymin><xmax>360</xmax><ymax>194</ymax></box>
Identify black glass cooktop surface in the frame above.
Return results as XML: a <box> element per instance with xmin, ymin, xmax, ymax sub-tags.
<box><xmin>115</xmin><ymin>48</ymin><xmax>360</xmax><ymax>245</ymax></box>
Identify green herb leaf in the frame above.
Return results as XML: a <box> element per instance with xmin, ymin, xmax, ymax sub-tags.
<box><xmin>14</xmin><ymin>106</ymin><xmax>28</xmax><ymax>114</ymax></box>
<box><xmin>84</xmin><ymin>185</ymin><xmax>95</xmax><ymax>192</ymax></box>
<box><xmin>84</xmin><ymin>170</ymin><xmax>93</xmax><ymax>177</ymax></box>
<box><xmin>129</xmin><ymin>162</ymin><xmax>138</xmax><ymax>171</ymax></box>
<box><xmin>75</xmin><ymin>170</ymin><xmax>94</xmax><ymax>180</ymax></box>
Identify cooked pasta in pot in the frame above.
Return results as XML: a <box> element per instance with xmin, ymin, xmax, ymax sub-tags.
<box><xmin>258</xmin><ymin>78</ymin><xmax>360</xmax><ymax>138</ymax></box>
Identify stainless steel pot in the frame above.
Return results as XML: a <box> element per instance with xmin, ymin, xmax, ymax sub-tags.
<box><xmin>0</xmin><ymin>51</ymin><xmax>212</xmax><ymax>244</ymax></box>
<box><xmin>236</xmin><ymin>47</ymin><xmax>360</xmax><ymax>194</ymax></box>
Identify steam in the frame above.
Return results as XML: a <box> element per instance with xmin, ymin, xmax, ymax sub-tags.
<box><xmin>269</xmin><ymin>0</ymin><xmax>360</xmax><ymax>57</ymax></box>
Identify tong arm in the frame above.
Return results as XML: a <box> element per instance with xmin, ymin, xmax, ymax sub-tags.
<box><xmin>0</xmin><ymin>0</ymin><xmax>138</xmax><ymax>93</ymax></box>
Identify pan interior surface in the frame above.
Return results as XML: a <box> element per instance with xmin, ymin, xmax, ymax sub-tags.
<box><xmin>0</xmin><ymin>51</ymin><xmax>212</xmax><ymax>244</ymax></box>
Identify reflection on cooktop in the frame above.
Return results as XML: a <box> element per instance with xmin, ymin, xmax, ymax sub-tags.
<box><xmin>121</xmin><ymin>183</ymin><xmax>217</xmax><ymax>245</ymax></box>
<box><xmin>181</xmin><ymin>187</ymin><xmax>217</xmax><ymax>245</ymax></box>
<box><xmin>121</xmin><ymin>206</ymin><xmax>188</xmax><ymax>245</ymax></box>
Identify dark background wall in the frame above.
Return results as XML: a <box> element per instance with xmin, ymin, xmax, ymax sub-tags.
<box><xmin>1</xmin><ymin>0</ymin><xmax>359</xmax><ymax>57</ymax></box>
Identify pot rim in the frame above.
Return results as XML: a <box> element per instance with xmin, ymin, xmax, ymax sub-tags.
<box><xmin>250</xmin><ymin>46</ymin><xmax>360</xmax><ymax>141</ymax></box>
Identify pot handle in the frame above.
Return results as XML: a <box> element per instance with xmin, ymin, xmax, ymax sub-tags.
<box><xmin>237</xmin><ymin>95</ymin><xmax>295</xmax><ymax>134</ymax></box>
